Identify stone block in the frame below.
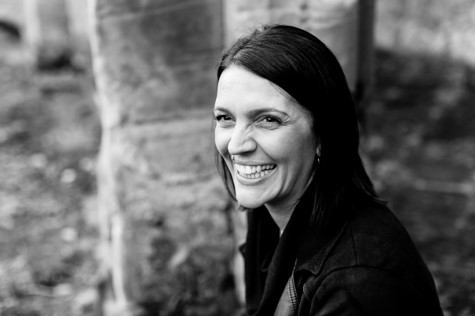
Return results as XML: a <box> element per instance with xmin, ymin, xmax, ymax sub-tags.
<box><xmin>93</xmin><ymin>0</ymin><xmax>223</xmax><ymax>125</ymax></box>
<box><xmin>97</xmin><ymin>112</ymin><xmax>234</xmax><ymax>313</ymax></box>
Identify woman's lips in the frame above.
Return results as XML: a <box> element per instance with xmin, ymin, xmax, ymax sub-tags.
<box><xmin>234</xmin><ymin>163</ymin><xmax>277</xmax><ymax>181</ymax></box>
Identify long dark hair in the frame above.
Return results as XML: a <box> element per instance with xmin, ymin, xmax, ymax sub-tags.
<box><xmin>215</xmin><ymin>24</ymin><xmax>383</xmax><ymax>227</ymax></box>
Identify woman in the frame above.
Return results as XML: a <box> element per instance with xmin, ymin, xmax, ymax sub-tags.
<box><xmin>213</xmin><ymin>25</ymin><xmax>443</xmax><ymax>316</ymax></box>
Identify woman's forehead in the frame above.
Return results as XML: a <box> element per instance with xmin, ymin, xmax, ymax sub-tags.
<box><xmin>216</xmin><ymin>67</ymin><xmax>293</xmax><ymax>108</ymax></box>
<box><xmin>215</xmin><ymin>66</ymin><xmax>313</xmax><ymax>121</ymax></box>
<box><xmin>217</xmin><ymin>66</ymin><xmax>273</xmax><ymax>93</ymax></box>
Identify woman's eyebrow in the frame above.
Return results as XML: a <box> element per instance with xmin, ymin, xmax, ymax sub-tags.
<box><xmin>213</xmin><ymin>106</ymin><xmax>230</xmax><ymax>113</ymax></box>
<box><xmin>247</xmin><ymin>108</ymin><xmax>289</xmax><ymax>117</ymax></box>
<box><xmin>213</xmin><ymin>106</ymin><xmax>290</xmax><ymax>117</ymax></box>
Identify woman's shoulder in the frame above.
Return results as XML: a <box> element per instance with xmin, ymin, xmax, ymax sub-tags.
<box><xmin>298</xmin><ymin>262</ymin><xmax>442</xmax><ymax>316</ymax></box>
<box><xmin>330</xmin><ymin>203</ymin><xmax>423</xmax><ymax>271</ymax></box>
<box><xmin>348</xmin><ymin>203</ymin><xmax>419</xmax><ymax>265</ymax></box>
<box><xmin>296</xmin><ymin>204</ymin><xmax>443</xmax><ymax>315</ymax></box>
<box><xmin>296</xmin><ymin>202</ymin><xmax>430</xmax><ymax>282</ymax></box>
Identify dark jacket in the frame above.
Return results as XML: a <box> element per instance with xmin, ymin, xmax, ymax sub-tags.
<box><xmin>243</xmin><ymin>188</ymin><xmax>443</xmax><ymax>315</ymax></box>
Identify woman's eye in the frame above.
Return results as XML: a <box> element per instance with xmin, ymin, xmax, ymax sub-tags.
<box><xmin>215</xmin><ymin>114</ymin><xmax>231</xmax><ymax>121</ymax></box>
<box><xmin>257</xmin><ymin>115</ymin><xmax>282</xmax><ymax>127</ymax></box>
<box><xmin>214</xmin><ymin>114</ymin><xmax>235</xmax><ymax>127</ymax></box>
<box><xmin>263</xmin><ymin>116</ymin><xmax>278</xmax><ymax>123</ymax></box>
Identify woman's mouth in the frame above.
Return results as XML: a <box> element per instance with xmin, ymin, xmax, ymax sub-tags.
<box><xmin>235</xmin><ymin>163</ymin><xmax>277</xmax><ymax>179</ymax></box>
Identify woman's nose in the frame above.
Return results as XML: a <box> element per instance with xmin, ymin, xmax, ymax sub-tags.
<box><xmin>227</xmin><ymin>125</ymin><xmax>256</xmax><ymax>155</ymax></box>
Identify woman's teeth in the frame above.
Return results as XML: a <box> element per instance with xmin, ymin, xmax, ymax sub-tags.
<box><xmin>235</xmin><ymin>164</ymin><xmax>276</xmax><ymax>179</ymax></box>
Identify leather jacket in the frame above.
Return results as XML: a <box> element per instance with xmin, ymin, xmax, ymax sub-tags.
<box><xmin>242</xmin><ymin>188</ymin><xmax>443</xmax><ymax>316</ymax></box>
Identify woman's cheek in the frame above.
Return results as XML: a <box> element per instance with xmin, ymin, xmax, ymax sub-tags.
<box><xmin>214</xmin><ymin>128</ymin><xmax>230</xmax><ymax>157</ymax></box>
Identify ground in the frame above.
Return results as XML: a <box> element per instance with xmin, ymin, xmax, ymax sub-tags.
<box><xmin>0</xmin><ymin>37</ymin><xmax>474</xmax><ymax>315</ymax></box>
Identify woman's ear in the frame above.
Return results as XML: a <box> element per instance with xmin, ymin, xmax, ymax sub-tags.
<box><xmin>316</xmin><ymin>143</ymin><xmax>321</xmax><ymax>157</ymax></box>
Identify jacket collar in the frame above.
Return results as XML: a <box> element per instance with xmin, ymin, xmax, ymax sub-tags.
<box><xmin>294</xmin><ymin>218</ymin><xmax>348</xmax><ymax>275</ymax></box>
<box><xmin>244</xmin><ymin>179</ymin><xmax>349</xmax><ymax>315</ymax></box>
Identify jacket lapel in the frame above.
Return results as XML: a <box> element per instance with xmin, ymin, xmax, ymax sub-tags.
<box><xmin>244</xmin><ymin>182</ymin><xmax>318</xmax><ymax>315</ymax></box>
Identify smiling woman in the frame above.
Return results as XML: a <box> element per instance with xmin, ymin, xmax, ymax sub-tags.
<box><xmin>214</xmin><ymin>66</ymin><xmax>317</xmax><ymax>223</ymax></box>
<box><xmin>213</xmin><ymin>25</ymin><xmax>443</xmax><ymax>316</ymax></box>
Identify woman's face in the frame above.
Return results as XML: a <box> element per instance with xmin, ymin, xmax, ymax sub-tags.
<box><xmin>214</xmin><ymin>66</ymin><xmax>317</xmax><ymax>213</ymax></box>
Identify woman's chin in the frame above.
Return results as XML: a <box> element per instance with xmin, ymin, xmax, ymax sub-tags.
<box><xmin>238</xmin><ymin>201</ymin><xmax>264</xmax><ymax>210</ymax></box>
<box><xmin>236</xmin><ymin>194</ymin><xmax>265</xmax><ymax>210</ymax></box>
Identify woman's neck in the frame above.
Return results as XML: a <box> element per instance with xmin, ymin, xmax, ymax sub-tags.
<box><xmin>266</xmin><ymin>172</ymin><xmax>315</xmax><ymax>233</ymax></box>
<box><xmin>265</xmin><ymin>171</ymin><xmax>315</xmax><ymax>235</ymax></box>
<box><xmin>265</xmin><ymin>201</ymin><xmax>297</xmax><ymax>234</ymax></box>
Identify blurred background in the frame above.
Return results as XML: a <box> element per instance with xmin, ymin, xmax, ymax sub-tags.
<box><xmin>0</xmin><ymin>0</ymin><xmax>474</xmax><ymax>315</ymax></box>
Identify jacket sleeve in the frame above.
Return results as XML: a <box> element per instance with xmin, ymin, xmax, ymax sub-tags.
<box><xmin>300</xmin><ymin>266</ymin><xmax>419</xmax><ymax>316</ymax></box>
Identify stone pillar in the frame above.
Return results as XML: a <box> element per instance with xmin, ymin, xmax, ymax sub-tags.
<box><xmin>224</xmin><ymin>0</ymin><xmax>375</xmax><ymax>93</ymax></box>
<box><xmin>23</xmin><ymin>0</ymin><xmax>72</xmax><ymax>68</ymax></box>
<box><xmin>89</xmin><ymin>0</ymin><xmax>237</xmax><ymax>315</ymax></box>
